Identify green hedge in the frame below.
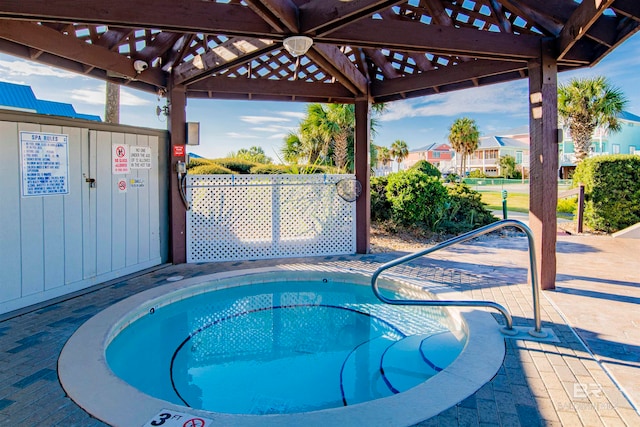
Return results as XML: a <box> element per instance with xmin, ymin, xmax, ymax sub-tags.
<box><xmin>189</xmin><ymin>164</ymin><xmax>234</xmax><ymax>174</ymax></box>
<box><xmin>410</xmin><ymin>160</ymin><xmax>441</xmax><ymax>178</ymax></box>
<box><xmin>572</xmin><ymin>155</ymin><xmax>640</xmax><ymax>232</ymax></box>
<box><xmin>211</xmin><ymin>158</ymin><xmax>257</xmax><ymax>174</ymax></box>
<box><xmin>385</xmin><ymin>170</ymin><xmax>449</xmax><ymax>229</ymax></box>
<box><xmin>371</xmin><ymin>171</ymin><xmax>496</xmax><ymax>233</ymax></box>
<box><xmin>249</xmin><ymin>164</ymin><xmax>290</xmax><ymax>174</ymax></box>
<box><xmin>187</xmin><ymin>157</ymin><xmax>213</xmax><ymax>169</ymax></box>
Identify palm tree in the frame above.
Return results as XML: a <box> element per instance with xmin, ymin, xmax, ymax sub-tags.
<box><xmin>448</xmin><ymin>117</ymin><xmax>480</xmax><ymax>177</ymax></box>
<box><xmin>558</xmin><ymin>76</ymin><xmax>628</xmax><ymax>162</ymax></box>
<box><xmin>376</xmin><ymin>146</ymin><xmax>392</xmax><ymax>173</ymax></box>
<box><xmin>282</xmin><ymin>103</ymin><xmax>384</xmax><ymax>172</ymax></box>
<box><xmin>390</xmin><ymin>140</ymin><xmax>409</xmax><ymax>170</ymax></box>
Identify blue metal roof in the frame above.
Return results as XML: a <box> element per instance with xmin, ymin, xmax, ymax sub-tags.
<box><xmin>0</xmin><ymin>81</ymin><xmax>39</xmax><ymax>112</ymax></box>
<box><xmin>0</xmin><ymin>80</ymin><xmax>101</xmax><ymax>121</ymax></box>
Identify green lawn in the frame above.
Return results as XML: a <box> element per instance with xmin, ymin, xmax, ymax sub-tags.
<box><xmin>480</xmin><ymin>191</ymin><xmax>530</xmax><ymax>213</ymax></box>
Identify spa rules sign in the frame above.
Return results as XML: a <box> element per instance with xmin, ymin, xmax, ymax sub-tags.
<box><xmin>20</xmin><ymin>131</ymin><xmax>69</xmax><ymax>197</ymax></box>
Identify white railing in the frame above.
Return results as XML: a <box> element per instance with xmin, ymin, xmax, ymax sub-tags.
<box><xmin>186</xmin><ymin>174</ymin><xmax>357</xmax><ymax>262</ymax></box>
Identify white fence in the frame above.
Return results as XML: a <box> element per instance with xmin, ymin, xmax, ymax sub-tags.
<box><xmin>186</xmin><ymin>174</ymin><xmax>357</xmax><ymax>262</ymax></box>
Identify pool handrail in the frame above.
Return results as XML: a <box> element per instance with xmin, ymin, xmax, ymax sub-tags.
<box><xmin>371</xmin><ymin>219</ymin><xmax>544</xmax><ymax>336</ymax></box>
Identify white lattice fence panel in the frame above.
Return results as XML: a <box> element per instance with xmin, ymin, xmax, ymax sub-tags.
<box><xmin>187</xmin><ymin>174</ymin><xmax>356</xmax><ymax>262</ymax></box>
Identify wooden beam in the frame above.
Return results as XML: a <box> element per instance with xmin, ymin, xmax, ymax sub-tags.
<box><xmin>187</xmin><ymin>77</ymin><xmax>354</xmax><ymax>100</ymax></box>
<box><xmin>323</xmin><ymin>19</ymin><xmax>542</xmax><ymax>60</ymax></box>
<box><xmin>557</xmin><ymin>0</ymin><xmax>616</xmax><ymax>59</ymax></box>
<box><xmin>167</xmin><ymin>83</ymin><xmax>187</xmax><ymax>264</ymax></box>
<box><xmin>497</xmin><ymin>0</ymin><xmax>567</xmax><ymax>36</ymax></box>
<box><xmin>0</xmin><ymin>19</ymin><xmax>165</xmax><ymax>87</ymax></box>
<box><xmin>371</xmin><ymin>59</ymin><xmax>526</xmax><ymax>98</ymax></box>
<box><xmin>612</xmin><ymin>0</ymin><xmax>640</xmax><ymax>22</ymax></box>
<box><xmin>354</xmin><ymin>98</ymin><xmax>371</xmax><ymax>254</ymax></box>
<box><xmin>0</xmin><ymin>0</ymin><xmax>275</xmax><ymax>38</ymax></box>
<box><xmin>246</xmin><ymin>0</ymin><xmax>299</xmax><ymax>33</ymax></box>
<box><xmin>306</xmin><ymin>43</ymin><xmax>369</xmax><ymax>96</ymax></box>
<box><xmin>423</xmin><ymin>0</ymin><xmax>454</xmax><ymax>26</ymax></box>
<box><xmin>0</xmin><ymin>38</ymin><xmax>156</xmax><ymax>92</ymax></box>
<box><xmin>363</xmin><ymin>48</ymin><xmax>401</xmax><ymax>79</ymax></box>
<box><xmin>528</xmin><ymin>39</ymin><xmax>558</xmax><ymax>291</ymax></box>
<box><xmin>300</xmin><ymin>0</ymin><xmax>403</xmax><ymax>35</ymax></box>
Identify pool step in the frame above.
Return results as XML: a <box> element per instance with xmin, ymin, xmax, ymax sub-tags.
<box><xmin>340</xmin><ymin>335</ymin><xmax>397</xmax><ymax>405</ymax></box>
<box><xmin>419</xmin><ymin>331</ymin><xmax>466</xmax><ymax>372</ymax></box>
<box><xmin>380</xmin><ymin>334</ymin><xmax>439</xmax><ymax>393</ymax></box>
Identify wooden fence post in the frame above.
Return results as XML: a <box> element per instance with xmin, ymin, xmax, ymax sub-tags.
<box><xmin>577</xmin><ymin>183</ymin><xmax>585</xmax><ymax>233</ymax></box>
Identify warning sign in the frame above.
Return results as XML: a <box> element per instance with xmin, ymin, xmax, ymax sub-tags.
<box><xmin>143</xmin><ymin>410</ymin><xmax>213</xmax><ymax>427</ymax></box>
<box><xmin>20</xmin><ymin>131</ymin><xmax>69</xmax><ymax>197</ymax></box>
<box><xmin>117</xmin><ymin>179</ymin><xmax>127</xmax><ymax>193</ymax></box>
<box><xmin>173</xmin><ymin>145</ymin><xmax>185</xmax><ymax>157</ymax></box>
<box><xmin>112</xmin><ymin>144</ymin><xmax>129</xmax><ymax>174</ymax></box>
<box><xmin>130</xmin><ymin>145</ymin><xmax>152</xmax><ymax>169</ymax></box>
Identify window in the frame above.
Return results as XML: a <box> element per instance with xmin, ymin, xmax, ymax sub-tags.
<box><xmin>612</xmin><ymin>144</ymin><xmax>620</xmax><ymax>154</ymax></box>
<box><xmin>630</xmin><ymin>146</ymin><xmax>636</xmax><ymax>155</ymax></box>
<box><xmin>516</xmin><ymin>151</ymin><xmax>523</xmax><ymax>164</ymax></box>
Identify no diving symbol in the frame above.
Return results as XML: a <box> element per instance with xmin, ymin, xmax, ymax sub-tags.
<box><xmin>118</xmin><ymin>180</ymin><xmax>127</xmax><ymax>191</ymax></box>
<box><xmin>115</xmin><ymin>145</ymin><xmax>126</xmax><ymax>157</ymax></box>
<box><xmin>183</xmin><ymin>418</ymin><xmax>206</xmax><ymax>427</ymax></box>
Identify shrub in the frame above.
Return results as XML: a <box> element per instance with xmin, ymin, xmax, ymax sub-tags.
<box><xmin>441</xmin><ymin>183</ymin><xmax>497</xmax><ymax>233</ymax></box>
<box><xmin>370</xmin><ymin>176</ymin><xmax>392</xmax><ymax>222</ymax></box>
<box><xmin>572</xmin><ymin>155</ymin><xmax>640</xmax><ymax>232</ymax></box>
<box><xmin>385</xmin><ymin>170</ymin><xmax>448</xmax><ymax>228</ymax></box>
<box><xmin>557</xmin><ymin>196</ymin><xmax>577</xmax><ymax>214</ymax></box>
<box><xmin>211</xmin><ymin>158</ymin><xmax>257</xmax><ymax>174</ymax></box>
<box><xmin>187</xmin><ymin>157</ymin><xmax>213</xmax><ymax>169</ymax></box>
<box><xmin>468</xmin><ymin>169</ymin><xmax>486</xmax><ymax>178</ymax></box>
<box><xmin>188</xmin><ymin>164</ymin><xmax>234</xmax><ymax>174</ymax></box>
<box><xmin>250</xmin><ymin>164</ymin><xmax>290</xmax><ymax>174</ymax></box>
<box><xmin>410</xmin><ymin>160</ymin><xmax>441</xmax><ymax>178</ymax></box>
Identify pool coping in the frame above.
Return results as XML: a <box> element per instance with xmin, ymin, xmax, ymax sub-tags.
<box><xmin>58</xmin><ymin>266</ymin><xmax>506</xmax><ymax>427</ymax></box>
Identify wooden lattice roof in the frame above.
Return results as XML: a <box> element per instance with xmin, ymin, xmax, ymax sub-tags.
<box><xmin>0</xmin><ymin>0</ymin><xmax>639</xmax><ymax>104</ymax></box>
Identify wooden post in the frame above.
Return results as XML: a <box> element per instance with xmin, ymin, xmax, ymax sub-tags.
<box><xmin>354</xmin><ymin>98</ymin><xmax>371</xmax><ymax>254</ymax></box>
<box><xmin>105</xmin><ymin>81</ymin><xmax>120</xmax><ymax>124</ymax></box>
<box><xmin>528</xmin><ymin>40</ymin><xmax>558</xmax><ymax>290</ymax></box>
<box><xmin>168</xmin><ymin>84</ymin><xmax>187</xmax><ymax>263</ymax></box>
<box><xmin>577</xmin><ymin>183</ymin><xmax>585</xmax><ymax>233</ymax></box>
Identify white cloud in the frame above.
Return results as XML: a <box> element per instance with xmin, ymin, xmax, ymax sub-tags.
<box><xmin>251</xmin><ymin>124</ymin><xmax>296</xmax><ymax>132</ymax></box>
<box><xmin>240</xmin><ymin>115</ymin><xmax>291</xmax><ymax>124</ymax></box>
<box><xmin>0</xmin><ymin>59</ymin><xmax>78</xmax><ymax>79</ymax></box>
<box><xmin>268</xmin><ymin>133</ymin><xmax>287</xmax><ymax>140</ymax></box>
<box><xmin>226</xmin><ymin>131</ymin><xmax>259</xmax><ymax>139</ymax></box>
<box><xmin>278</xmin><ymin>111</ymin><xmax>305</xmax><ymax>119</ymax></box>
<box><xmin>380</xmin><ymin>82</ymin><xmax>528</xmax><ymax>122</ymax></box>
<box><xmin>69</xmin><ymin>86</ymin><xmax>152</xmax><ymax>107</ymax></box>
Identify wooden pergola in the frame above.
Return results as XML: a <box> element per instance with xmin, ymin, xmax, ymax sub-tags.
<box><xmin>1</xmin><ymin>1</ymin><xmax>639</xmax><ymax>290</ymax></box>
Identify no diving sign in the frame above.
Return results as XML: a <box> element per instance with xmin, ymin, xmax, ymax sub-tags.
<box><xmin>143</xmin><ymin>409</ymin><xmax>213</xmax><ymax>427</ymax></box>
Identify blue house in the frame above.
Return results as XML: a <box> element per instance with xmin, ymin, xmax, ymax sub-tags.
<box><xmin>0</xmin><ymin>80</ymin><xmax>102</xmax><ymax>121</ymax></box>
<box><xmin>559</xmin><ymin>110</ymin><xmax>640</xmax><ymax>177</ymax></box>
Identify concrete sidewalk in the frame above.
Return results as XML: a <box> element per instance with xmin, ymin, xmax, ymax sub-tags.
<box><xmin>424</xmin><ymin>230</ymin><xmax>640</xmax><ymax>412</ymax></box>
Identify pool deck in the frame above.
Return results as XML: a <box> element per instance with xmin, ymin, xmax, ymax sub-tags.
<box><xmin>0</xmin><ymin>231</ymin><xmax>639</xmax><ymax>426</ymax></box>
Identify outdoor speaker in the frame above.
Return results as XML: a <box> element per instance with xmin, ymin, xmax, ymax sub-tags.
<box><xmin>186</xmin><ymin>122</ymin><xmax>200</xmax><ymax>145</ymax></box>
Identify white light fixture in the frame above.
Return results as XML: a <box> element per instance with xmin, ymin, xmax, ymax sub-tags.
<box><xmin>282</xmin><ymin>36</ymin><xmax>313</xmax><ymax>57</ymax></box>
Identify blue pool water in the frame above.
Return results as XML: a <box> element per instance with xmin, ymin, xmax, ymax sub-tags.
<box><xmin>106</xmin><ymin>278</ymin><xmax>466</xmax><ymax>415</ymax></box>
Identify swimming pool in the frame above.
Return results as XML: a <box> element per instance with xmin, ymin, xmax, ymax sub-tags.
<box><xmin>59</xmin><ymin>267</ymin><xmax>505</xmax><ymax>426</ymax></box>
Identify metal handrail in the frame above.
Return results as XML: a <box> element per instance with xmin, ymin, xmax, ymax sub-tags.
<box><xmin>371</xmin><ymin>219</ymin><xmax>544</xmax><ymax>336</ymax></box>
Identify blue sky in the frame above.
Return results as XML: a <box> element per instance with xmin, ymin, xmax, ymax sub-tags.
<box><xmin>1</xmin><ymin>33</ymin><xmax>640</xmax><ymax>160</ymax></box>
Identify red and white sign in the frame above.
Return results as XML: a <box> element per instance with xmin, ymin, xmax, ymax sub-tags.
<box><xmin>173</xmin><ymin>145</ymin><xmax>185</xmax><ymax>157</ymax></box>
<box><xmin>112</xmin><ymin>144</ymin><xmax>130</xmax><ymax>174</ymax></box>
<box><xmin>117</xmin><ymin>179</ymin><xmax>127</xmax><ymax>193</ymax></box>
